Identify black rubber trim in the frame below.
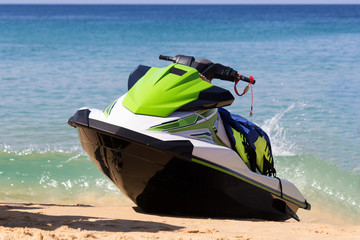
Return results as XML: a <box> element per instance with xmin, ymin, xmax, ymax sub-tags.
<box><xmin>68</xmin><ymin>109</ymin><xmax>90</xmax><ymax>127</ymax></box>
<box><xmin>128</xmin><ymin>65</ymin><xmax>151</xmax><ymax>90</ymax></box>
<box><xmin>170</xmin><ymin>67</ymin><xmax>187</xmax><ymax>76</ymax></box>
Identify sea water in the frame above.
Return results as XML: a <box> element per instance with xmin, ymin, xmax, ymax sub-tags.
<box><xmin>1</xmin><ymin>4</ymin><xmax>359</xmax><ymax>222</ymax></box>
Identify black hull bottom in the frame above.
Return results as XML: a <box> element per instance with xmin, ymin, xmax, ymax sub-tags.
<box><xmin>76</xmin><ymin>123</ymin><xmax>294</xmax><ymax>221</ymax></box>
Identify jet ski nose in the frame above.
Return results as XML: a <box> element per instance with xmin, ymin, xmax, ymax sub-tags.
<box><xmin>68</xmin><ymin>109</ymin><xmax>91</xmax><ymax>128</ymax></box>
<box><xmin>68</xmin><ymin>116</ymin><xmax>76</xmax><ymax>128</ymax></box>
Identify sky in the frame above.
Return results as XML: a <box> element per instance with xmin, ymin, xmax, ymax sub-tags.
<box><xmin>0</xmin><ymin>0</ymin><xmax>359</xmax><ymax>4</ymax></box>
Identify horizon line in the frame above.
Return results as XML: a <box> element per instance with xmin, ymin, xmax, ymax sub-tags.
<box><xmin>0</xmin><ymin>3</ymin><xmax>359</xmax><ymax>5</ymax></box>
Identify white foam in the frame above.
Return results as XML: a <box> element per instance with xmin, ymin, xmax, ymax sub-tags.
<box><xmin>260</xmin><ymin>103</ymin><xmax>297</xmax><ymax>156</ymax></box>
<box><xmin>0</xmin><ymin>142</ymin><xmax>85</xmax><ymax>155</ymax></box>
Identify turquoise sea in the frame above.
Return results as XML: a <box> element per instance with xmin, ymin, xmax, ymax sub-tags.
<box><xmin>1</xmin><ymin>5</ymin><xmax>359</xmax><ymax>222</ymax></box>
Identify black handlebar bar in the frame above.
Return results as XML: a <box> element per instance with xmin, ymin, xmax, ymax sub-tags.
<box><xmin>159</xmin><ymin>54</ymin><xmax>255</xmax><ymax>85</ymax></box>
<box><xmin>159</xmin><ymin>55</ymin><xmax>176</xmax><ymax>62</ymax></box>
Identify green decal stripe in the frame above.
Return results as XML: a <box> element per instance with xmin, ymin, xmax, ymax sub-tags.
<box><xmin>200</xmin><ymin>109</ymin><xmax>215</xmax><ymax>118</ymax></box>
<box><xmin>103</xmin><ymin>99</ymin><xmax>117</xmax><ymax>118</ymax></box>
<box><xmin>168</xmin><ymin>112</ymin><xmax>217</xmax><ymax>133</ymax></box>
<box><xmin>169</xmin><ymin>112</ymin><xmax>224</xmax><ymax>146</ymax></box>
<box><xmin>191</xmin><ymin>157</ymin><xmax>307</xmax><ymax>208</ymax></box>
<box><xmin>191</xmin><ymin>134</ymin><xmax>213</xmax><ymax>141</ymax></box>
<box><xmin>148</xmin><ymin>114</ymin><xmax>199</xmax><ymax>131</ymax></box>
<box><xmin>178</xmin><ymin>114</ymin><xmax>198</xmax><ymax>127</ymax></box>
<box><xmin>148</xmin><ymin>121</ymin><xmax>180</xmax><ymax>131</ymax></box>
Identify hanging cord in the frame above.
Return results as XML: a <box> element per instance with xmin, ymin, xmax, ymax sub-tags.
<box><xmin>234</xmin><ymin>75</ymin><xmax>255</xmax><ymax>117</ymax></box>
<box><xmin>249</xmin><ymin>76</ymin><xmax>254</xmax><ymax>117</ymax></box>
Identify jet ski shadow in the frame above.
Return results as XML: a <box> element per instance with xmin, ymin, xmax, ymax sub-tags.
<box><xmin>132</xmin><ymin>206</ymin><xmax>282</xmax><ymax>222</ymax></box>
<box><xmin>0</xmin><ymin>204</ymin><xmax>183</xmax><ymax>233</ymax></box>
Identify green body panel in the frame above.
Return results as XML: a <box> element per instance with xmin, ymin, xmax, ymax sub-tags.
<box><xmin>122</xmin><ymin>64</ymin><xmax>213</xmax><ymax>117</ymax></box>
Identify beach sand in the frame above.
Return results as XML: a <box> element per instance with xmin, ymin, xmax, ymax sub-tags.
<box><xmin>0</xmin><ymin>202</ymin><xmax>359</xmax><ymax>240</ymax></box>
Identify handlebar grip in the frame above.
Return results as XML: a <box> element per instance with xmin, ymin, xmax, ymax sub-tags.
<box><xmin>239</xmin><ymin>75</ymin><xmax>256</xmax><ymax>85</ymax></box>
<box><xmin>159</xmin><ymin>55</ymin><xmax>175</xmax><ymax>62</ymax></box>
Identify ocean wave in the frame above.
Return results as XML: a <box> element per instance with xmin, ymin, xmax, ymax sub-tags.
<box><xmin>276</xmin><ymin>154</ymin><xmax>360</xmax><ymax>223</ymax></box>
<box><xmin>0</xmin><ymin>150</ymin><xmax>129</xmax><ymax>206</ymax></box>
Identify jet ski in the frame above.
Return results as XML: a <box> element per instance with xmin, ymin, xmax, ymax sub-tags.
<box><xmin>68</xmin><ymin>54</ymin><xmax>311</xmax><ymax>221</ymax></box>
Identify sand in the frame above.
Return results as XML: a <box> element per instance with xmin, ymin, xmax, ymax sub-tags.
<box><xmin>0</xmin><ymin>202</ymin><xmax>359</xmax><ymax>240</ymax></box>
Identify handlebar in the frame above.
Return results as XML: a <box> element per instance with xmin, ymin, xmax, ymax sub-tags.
<box><xmin>238</xmin><ymin>75</ymin><xmax>256</xmax><ymax>84</ymax></box>
<box><xmin>159</xmin><ymin>55</ymin><xmax>176</xmax><ymax>62</ymax></box>
<box><xmin>159</xmin><ymin>54</ymin><xmax>255</xmax><ymax>85</ymax></box>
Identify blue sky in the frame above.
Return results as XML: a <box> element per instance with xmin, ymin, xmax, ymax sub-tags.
<box><xmin>0</xmin><ymin>0</ymin><xmax>359</xmax><ymax>4</ymax></box>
